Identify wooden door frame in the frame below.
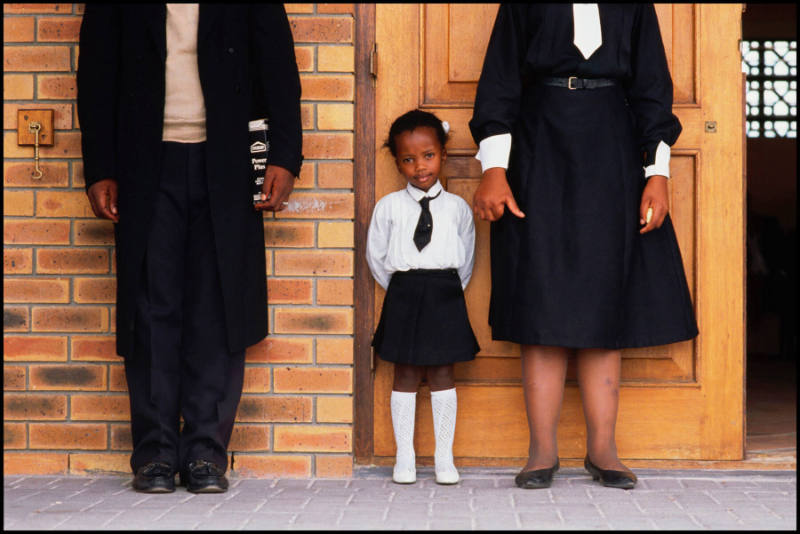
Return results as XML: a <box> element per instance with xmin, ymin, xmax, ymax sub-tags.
<box><xmin>353</xmin><ymin>2</ymin><xmax>376</xmax><ymax>463</ymax></box>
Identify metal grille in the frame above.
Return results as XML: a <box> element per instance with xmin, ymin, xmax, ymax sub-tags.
<box><xmin>741</xmin><ymin>40</ymin><xmax>797</xmax><ymax>138</ymax></box>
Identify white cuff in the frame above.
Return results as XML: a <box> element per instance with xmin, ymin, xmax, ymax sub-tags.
<box><xmin>474</xmin><ymin>133</ymin><xmax>511</xmax><ymax>173</ymax></box>
<box><xmin>643</xmin><ymin>140</ymin><xmax>671</xmax><ymax>179</ymax></box>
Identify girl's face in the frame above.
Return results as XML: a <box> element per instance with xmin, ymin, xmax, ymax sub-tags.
<box><xmin>393</xmin><ymin>127</ymin><xmax>446</xmax><ymax>192</ymax></box>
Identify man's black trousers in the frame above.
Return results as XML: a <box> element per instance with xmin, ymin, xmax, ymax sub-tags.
<box><xmin>124</xmin><ymin>141</ymin><xmax>246</xmax><ymax>474</ymax></box>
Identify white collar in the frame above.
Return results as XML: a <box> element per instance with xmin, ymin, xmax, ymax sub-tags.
<box><xmin>405</xmin><ymin>180</ymin><xmax>443</xmax><ymax>202</ymax></box>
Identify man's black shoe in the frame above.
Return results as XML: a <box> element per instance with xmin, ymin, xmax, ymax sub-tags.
<box><xmin>132</xmin><ymin>462</ymin><xmax>175</xmax><ymax>493</ymax></box>
<box><xmin>181</xmin><ymin>459</ymin><xmax>229</xmax><ymax>493</ymax></box>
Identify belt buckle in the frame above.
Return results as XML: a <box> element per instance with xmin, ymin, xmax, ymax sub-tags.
<box><xmin>568</xmin><ymin>76</ymin><xmax>578</xmax><ymax>90</ymax></box>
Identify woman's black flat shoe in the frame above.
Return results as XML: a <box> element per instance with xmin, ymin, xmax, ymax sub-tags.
<box><xmin>584</xmin><ymin>456</ymin><xmax>637</xmax><ymax>489</ymax></box>
<box><xmin>514</xmin><ymin>460</ymin><xmax>559</xmax><ymax>489</ymax></box>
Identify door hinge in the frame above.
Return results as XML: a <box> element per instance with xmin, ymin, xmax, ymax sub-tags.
<box><xmin>370</xmin><ymin>43</ymin><xmax>378</xmax><ymax>80</ymax></box>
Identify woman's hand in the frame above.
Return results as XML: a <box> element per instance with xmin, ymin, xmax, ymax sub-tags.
<box><xmin>472</xmin><ymin>167</ymin><xmax>525</xmax><ymax>221</ymax></box>
<box><xmin>255</xmin><ymin>165</ymin><xmax>295</xmax><ymax>212</ymax></box>
<box><xmin>87</xmin><ymin>178</ymin><xmax>119</xmax><ymax>223</ymax></box>
<box><xmin>639</xmin><ymin>175</ymin><xmax>669</xmax><ymax>234</ymax></box>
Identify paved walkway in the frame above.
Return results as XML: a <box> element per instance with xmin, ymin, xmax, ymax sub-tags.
<box><xmin>4</xmin><ymin>468</ymin><xmax>796</xmax><ymax>530</ymax></box>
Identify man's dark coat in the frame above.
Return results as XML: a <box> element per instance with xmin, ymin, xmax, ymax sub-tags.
<box><xmin>77</xmin><ymin>4</ymin><xmax>302</xmax><ymax>357</ymax></box>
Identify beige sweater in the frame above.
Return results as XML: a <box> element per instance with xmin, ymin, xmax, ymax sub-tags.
<box><xmin>162</xmin><ymin>4</ymin><xmax>207</xmax><ymax>142</ymax></box>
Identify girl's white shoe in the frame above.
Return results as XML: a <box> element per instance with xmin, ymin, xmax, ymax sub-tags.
<box><xmin>431</xmin><ymin>388</ymin><xmax>460</xmax><ymax>485</ymax></box>
<box><xmin>391</xmin><ymin>390</ymin><xmax>417</xmax><ymax>484</ymax></box>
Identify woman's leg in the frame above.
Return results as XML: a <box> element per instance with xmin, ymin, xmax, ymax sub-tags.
<box><xmin>520</xmin><ymin>345</ymin><xmax>569</xmax><ymax>472</ymax></box>
<box><xmin>575</xmin><ymin>348</ymin><xmax>629</xmax><ymax>471</ymax></box>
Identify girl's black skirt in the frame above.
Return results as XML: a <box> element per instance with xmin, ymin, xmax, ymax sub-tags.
<box><xmin>372</xmin><ymin>269</ymin><xmax>480</xmax><ymax>366</ymax></box>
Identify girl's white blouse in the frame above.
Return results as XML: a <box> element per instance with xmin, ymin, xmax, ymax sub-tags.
<box><xmin>366</xmin><ymin>180</ymin><xmax>476</xmax><ymax>291</ymax></box>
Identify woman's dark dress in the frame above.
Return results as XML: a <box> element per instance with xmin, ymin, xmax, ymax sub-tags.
<box><xmin>469</xmin><ymin>4</ymin><xmax>698</xmax><ymax>349</ymax></box>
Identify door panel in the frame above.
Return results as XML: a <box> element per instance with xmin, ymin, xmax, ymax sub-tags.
<box><xmin>372</xmin><ymin>4</ymin><xmax>744</xmax><ymax>462</ymax></box>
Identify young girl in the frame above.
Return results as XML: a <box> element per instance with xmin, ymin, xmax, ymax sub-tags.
<box><xmin>470</xmin><ymin>4</ymin><xmax>698</xmax><ymax>489</ymax></box>
<box><xmin>367</xmin><ymin>109</ymin><xmax>479</xmax><ymax>485</ymax></box>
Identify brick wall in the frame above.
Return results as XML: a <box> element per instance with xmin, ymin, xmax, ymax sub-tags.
<box><xmin>3</xmin><ymin>3</ymin><xmax>357</xmax><ymax>478</ymax></box>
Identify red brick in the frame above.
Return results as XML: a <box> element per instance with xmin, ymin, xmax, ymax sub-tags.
<box><xmin>3</xmin><ymin>452</ymin><xmax>68</xmax><ymax>475</ymax></box>
<box><xmin>317</xmin><ymin>46</ymin><xmax>354</xmax><ymax>73</ymax></box>
<box><xmin>242</xmin><ymin>366</ymin><xmax>271</xmax><ymax>393</ymax></box>
<box><xmin>245</xmin><ymin>337</ymin><xmax>313</xmax><ymax>363</ymax></box>
<box><xmin>4</xmin><ymin>335</ymin><xmax>68</xmax><ymax>361</ymax></box>
<box><xmin>317</xmin><ymin>102</ymin><xmax>354</xmax><ymax>129</ymax></box>
<box><xmin>315</xmin><ymin>454</ymin><xmax>353</xmax><ymax>477</ymax></box>
<box><xmin>4</xmin><ymin>161</ymin><xmax>69</xmax><ymax>187</ymax></box>
<box><xmin>4</xmin><ymin>220</ymin><xmax>70</xmax><ymax>244</ymax></box>
<box><xmin>4</xmin><ymin>365</ymin><xmax>26</xmax><ymax>390</ymax></box>
<box><xmin>274</xmin><ymin>367</ymin><xmax>352</xmax><ymax>393</ymax></box>
<box><xmin>279</xmin><ymin>192</ymin><xmax>354</xmax><ymax>219</ymax></box>
<box><xmin>71</xmin><ymin>160</ymin><xmax>84</xmax><ymax>187</ymax></box>
<box><xmin>4</xmin><ymin>278</ymin><xmax>70</xmax><ymax>303</ymax></box>
<box><xmin>274</xmin><ymin>309</ymin><xmax>353</xmax><ymax>335</ymax></box>
<box><xmin>275</xmin><ymin>250</ymin><xmax>353</xmax><ymax>276</ymax></box>
<box><xmin>3</xmin><ymin>45</ymin><xmax>71</xmax><ymax>71</ymax></box>
<box><xmin>4</xmin><ymin>248</ymin><xmax>33</xmax><ymax>274</ymax></box>
<box><xmin>108</xmin><ymin>364</ymin><xmax>127</xmax><ymax>392</ymax></box>
<box><xmin>235</xmin><ymin>396</ymin><xmax>312</xmax><ymax>423</ymax></box>
<box><xmin>74</xmin><ymin>220</ymin><xmax>115</xmax><ymax>245</ymax></box>
<box><xmin>299</xmin><ymin>133</ymin><xmax>354</xmax><ymax>159</ymax></box>
<box><xmin>4</xmin><ymin>102</ymin><xmax>73</xmax><ymax>130</ymax></box>
<box><xmin>71</xmin><ymin>336</ymin><xmax>120</xmax><ymax>361</ymax></box>
<box><xmin>268</xmin><ymin>278</ymin><xmax>313</xmax><ymax>304</ymax></box>
<box><xmin>4</xmin><ymin>306</ymin><xmax>29</xmax><ymax>332</ymax></box>
<box><xmin>295</xmin><ymin>162</ymin><xmax>315</xmax><ymax>189</ymax></box>
<box><xmin>39</xmin><ymin>131</ymin><xmax>82</xmax><ymax>158</ymax></box>
<box><xmin>264</xmin><ymin>221</ymin><xmax>314</xmax><ymax>247</ymax></box>
<box><xmin>37</xmin><ymin>248</ymin><xmax>110</xmax><ymax>273</ymax></box>
<box><xmin>31</xmin><ymin>306</ymin><xmax>109</xmax><ymax>333</ymax></box>
<box><xmin>317</xmin><ymin>4</ymin><xmax>354</xmax><ymax>15</ymax></box>
<box><xmin>4</xmin><ymin>423</ymin><xmax>27</xmax><ymax>449</ymax></box>
<box><xmin>316</xmin><ymin>396</ymin><xmax>353</xmax><ymax>423</ymax></box>
<box><xmin>284</xmin><ymin>4</ymin><xmax>314</xmax><ymax>14</ymax></box>
<box><xmin>3</xmin><ymin>16</ymin><xmax>35</xmax><ymax>42</ymax></box>
<box><xmin>36</xmin><ymin>73</ymin><xmax>76</xmax><ymax>99</ymax></box>
<box><xmin>299</xmin><ymin>74</ymin><xmax>354</xmax><ymax>100</ymax></box>
<box><xmin>4</xmin><ymin>73</ymin><xmax>34</xmax><ymax>99</ymax></box>
<box><xmin>273</xmin><ymin>425</ymin><xmax>351</xmax><ymax>452</ymax></box>
<box><xmin>289</xmin><ymin>17</ymin><xmax>353</xmax><ymax>43</ymax></box>
<box><xmin>4</xmin><ymin>393</ymin><xmax>67</xmax><ymax>420</ymax></box>
<box><xmin>301</xmin><ymin>102</ymin><xmax>314</xmax><ymax>129</ymax></box>
<box><xmin>74</xmin><ymin>278</ymin><xmax>116</xmax><ymax>303</ymax></box>
<box><xmin>29</xmin><ymin>423</ymin><xmax>107</xmax><ymax>449</ymax></box>
<box><xmin>29</xmin><ymin>364</ymin><xmax>106</xmax><ymax>391</ymax></box>
<box><xmin>3</xmin><ymin>4</ymin><xmax>72</xmax><ymax>14</ymax></box>
<box><xmin>71</xmin><ymin>394</ymin><xmax>130</xmax><ymax>420</ymax></box>
<box><xmin>69</xmin><ymin>453</ymin><xmax>129</xmax><ymax>475</ymax></box>
<box><xmin>316</xmin><ymin>337</ymin><xmax>354</xmax><ymax>364</ymax></box>
<box><xmin>316</xmin><ymin>278</ymin><xmax>353</xmax><ymax>306</ymax></box>
<box><xmin>110</xmin><ymin>424</ymin><xmax>131</xmax><ymax>450</ymax></box>
<box><xmin>35</xmin><ymin>190</ymin><xmax>93</xmax><ymax>217</ymax></box>
<box><xmin>229</xmin><ymin>424</ymin><xmax>271</xmax><ymax>452</ymax></box>
<box><xmin>232</xmin><ymin>454</ymin><xmax>311</xmax><ymax>478</ymax></box>
<box><xmin>36</xmin><ymin>17</ymin><xmax>82</xmax><ymax>42</ymax></box>
<box><xmin>3</xmin><ymin>189</ymin><xmax>34</xmax><ymax>215</ymax></box>
<box><xmin>318</xmin><ymin>221</ymin><xmax>354</xmax><ymax>248</ymax></box>
<box><xmin>294</xmin><ymin>45</ymin><xmax>314</xmax><ymax>72</ymax></box>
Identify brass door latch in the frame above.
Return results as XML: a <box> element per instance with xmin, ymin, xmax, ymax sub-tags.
<box><xmin>17</xmin><ymin>109</ymin><xmax>54</xmax><ymax>180</ymax></box>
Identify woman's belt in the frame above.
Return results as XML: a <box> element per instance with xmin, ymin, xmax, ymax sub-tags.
<box><xmin>538</xmin><ymin>76</ymin><xmax>618</xmax><ymax>90</ymax></box>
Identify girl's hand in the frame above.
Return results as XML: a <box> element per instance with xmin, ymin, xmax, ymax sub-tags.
<box><xmin>639</xmin><ymin>175</ymin><xmax>669</xmax><ymax>234</ymax></box>
<box><xmin>473</xmin><ymin>167</ymin><xmax>525</xmax><ymax>221</ymax></box>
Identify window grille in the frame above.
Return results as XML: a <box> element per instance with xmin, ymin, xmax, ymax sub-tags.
<box><xmin>741</xmin><ymin>40</ymin><xmax>797</xmax><ymax>138</ymax></box>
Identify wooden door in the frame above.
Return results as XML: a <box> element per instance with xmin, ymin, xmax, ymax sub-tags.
<box><xmin>371</xmin><ymin>4</ymin><xmax>744</xmax><ymax>464</ymax></box>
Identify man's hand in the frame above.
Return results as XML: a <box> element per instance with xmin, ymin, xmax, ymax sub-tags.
<box><xmin>472</xmin><ymin>167</ymin><xmax>525</xmax><ymax>222</ymax></box>
<box><xmin>255</xmin><ymin>165</ymin><xmax>295</xmax><ymax>212</ymax></box>
<box><xmin>639</xmin><ymin>175</ymin><xmax>669</xmax><ymax>234</ymax></box>
<box><xmin>87</xmin><ymin>178</ymin><xmax>119</xmax><ymax>223</ymax></box>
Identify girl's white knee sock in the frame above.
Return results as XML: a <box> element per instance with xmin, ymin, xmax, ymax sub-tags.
<box><xmin>390</xmin><ymin>390</ymin><xmax>417</xmax><ymax>483</ymax></box>
<box><xmin>431</xmin><ymin>387</ymin><xmax>459</xmax><ymax>484</ymax></box>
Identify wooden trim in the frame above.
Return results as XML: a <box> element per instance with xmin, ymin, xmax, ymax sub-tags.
<box><xmin>353</xmin><ymin>2</ymin><xmax>376</xmax><ymax>463</ymax></box>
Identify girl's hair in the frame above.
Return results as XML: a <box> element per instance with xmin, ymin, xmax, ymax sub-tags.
<box><xmin>384</xmin><ymin>109</ymin><xmax>449</xmax><ymax>157</ymax></box>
